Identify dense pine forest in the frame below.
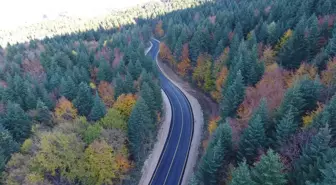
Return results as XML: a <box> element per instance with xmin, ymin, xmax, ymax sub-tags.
<box><xmin>1</xmin><ymin>0</ymin><xmax>336</xmax><ymax>184</ymax></box>
<box><xmin>157</xmin><ymin>0</ymin><xmax>336</xmax><ymax>185</ymax></box>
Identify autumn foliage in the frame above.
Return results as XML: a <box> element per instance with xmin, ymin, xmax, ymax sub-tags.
<box><xmin>321</xmin><ymin>57</ymin><xmax>336</xmax><ymax>86</ymax></box>
<box><xmin>192</xmin><ymin>53</ymin><xmax>215</xmax><ymax>92</ymax></box>
<box><xmin>237</xmin><ymin>67</ymin><xmax>286</xmax><ymax>122</ymax></box>
<box><xmin>98</xmin><ymin>81</ymin><xmax>114</xmax><ymax>108</ymax></box>
<box><xmin>177</xmin><ymin>43</ymin><xmax>192</xmax><ymax>77</ymax></box>
<box><xmin>159</xmin><ymin>42</ymin><xmax>176</xmax><ymax>67</ymax></box>
<box><xmin>155</xmin><ymin>20</ymin><xmax>164</xmax><ymax>38</ymax></box>
<box><xmin>211</xmin><ymin>66</ymin><xmax>228</xmax><ymax>102</ymax></box>
<box><xmin>54</xmin><ymin>97</ymin><xmax>78</xmax><ymax>120</ymax></box>
<box><xmin>113</xmin><ymin>94</ymin><xmax>137</xmax><ymax>120</ymax></box>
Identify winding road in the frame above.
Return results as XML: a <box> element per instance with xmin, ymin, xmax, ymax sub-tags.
<box><xmin>147</xmin><ymin>39</ymin><xmax>194</xmax><ymax>185</ymax></box>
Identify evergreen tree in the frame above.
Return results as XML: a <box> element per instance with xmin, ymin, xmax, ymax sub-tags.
<box><xmin>124</xmin><ymin>72</ymin><xmax>135</xmax><ymax>94</ymax></box>
<box><xmin>290</xmin><ymin>127</ymin><xmax>332</xmax><ymax>185</ymax></box>
<box><xmin>326</xmin><ymin>27</ymin><xmax>336</xmax><ymax>58</ymax></box>
<box><xmin>307</xmin><ymin>160</ymin><xmax>336</xmax><ymax>185</ymax></box>
<box><xmin>114</xmin><ymin>73</ymin><xmax>124</xmax><ymax>99</ymax></box>
<box><xmin>251</xmin><ymin>149</ymin><xmax>287</xmax><ymax>185</ymax></box>
<box><xmin>127</xmin><ymin>61</ymin><xmax>137</xmax><ymax>80</ymax></box>
<box><xmin>60</xmin><ymin>76</ymin><xmax>77</xmax><ymax>100</ymax></box>
<box><xmin>196</xmin><ymin>123</ymin><xmax>232</xmax><ymax>185</ymax></box>
<box><xmin>0</xmin><ymin>124</ymin><xmax>19</xmax><ymax>160</ymax></box>
<box><xmin>89</xmin><ymin>93</ymin><xmax>106</xmax><ymax>121</ymax></box>
<box><xmin>128</xmin><ymin>97</ymin><xmax>153</xmax><ymax>162</ymax></box>
<box><xmin>141</xmin><ymin>82</ymin><xmax>156</xmax><ymax>122</ymax></box>
<box><xmin>36</xmin><ymin>99</ymin><xmax>52</xmax><ymax>125</ymax></box>
<box><xmin>97</xmin><ymin>59</ymin><xmax>113</xmax><ymax>82</ymax></box>
<box><xmin>73</xmin><ymin>82</ymin><xmax>93</xmax><ymax>117</ymax></box>
<box><xmin>275</xmin><ymin>106</ymin><xmax>299</xmax><ymax>146</ymax></box>
<box><xmin>221</xmin><ymin>70</ymin><xmax>245</xmax><ymax>119</ymax></box>
<box><xmin>229</xmin><ymin>160</ymin><xmax>257</xmax><ymax>185</ymax></box>
<box><xmin>238</xmin><ymin>115</ymin><xmax>266</xmax><ymax>164</ymax></box>
<box><xmin>318</xmin><ymin>94</ymin><xmax>336</xmax><ymax>146</ymax></box>
<box><xmin>307</xmin><ymin>15</ymin><xmax>320</xmax><ymax>62</ymax></box>
<box><xmin>3</xmin><ymin>102</ymin><xmax>31</xmax><ymax>142</ymax></box>
<box><xmin>24</xmin><ymin>86</ymin><xmax>37</xmax><ymax>110</ymax></box>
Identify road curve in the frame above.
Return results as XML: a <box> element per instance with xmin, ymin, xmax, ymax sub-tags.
<box><xmin>147</xmin><ymin>39</ymin><xmax>194</xmax><ymax>185</ymax></box>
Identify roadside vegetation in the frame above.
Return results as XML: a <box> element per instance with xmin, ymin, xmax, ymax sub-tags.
<box><xmin>157</xmin><ymin>0</ymin><xmax>336</xmax><ymax>184</ymax></box>
<box><xmin>1</xmin><ymin>0</ymin><xmax>336</xmax><ymax>184</ymax></box>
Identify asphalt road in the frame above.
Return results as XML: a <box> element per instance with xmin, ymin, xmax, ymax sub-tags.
<box><xmin>147</xmin><ymin>39</ymin><xmax>194</xmax><ymax>185</ymax></box>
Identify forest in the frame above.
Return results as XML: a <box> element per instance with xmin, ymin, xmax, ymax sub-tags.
<box><xmin>157</xmin><ymin>0</ymin><xmax>336</xmax><ymax>185</ymax></box>
<box><xmin>0</xmin><ymin>0</ymin><xmax>336</xmax><ymax>184</ymax></box>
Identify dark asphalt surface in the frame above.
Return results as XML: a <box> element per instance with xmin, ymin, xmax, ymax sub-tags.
<box><xmin>148</xmin><ymin>39</ymin><xmax>193</xmax><ymax>185</ymax></box>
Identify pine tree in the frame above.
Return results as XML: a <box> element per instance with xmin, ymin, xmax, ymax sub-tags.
<box><xmin>127</xmin><ymin>61</ymin><xmax>137</xmax><ymax>80</ymax></box>
<box><xmin>251</xmin><ymin>149</ymin><xmax>287</xmax><ymax>185</ymax></box>
<box><xmin>89</xmin><ymin>93</ymin><xmax>106</xmax><ymax>121</ymax></box>
<box><xmin>196</xmin><ymin>123</ymin><xmax>232</xmax><ymax>185</ymax></box>
<box><xmin>60</xmin><ymin>76</ymin><xmax>77</xmax><ymax>100</ymax></box>
<box><xmin>275</xmin><ymin>106</ymin><xmax>299</xmax><ymax>146</ymax></box>
<box><xmin>0</xmin><ymin>124</ymin><xmax>19</xmax><ymax>160</ymax></box>
<box><xmin>229</xmin><ymin>160</ymin><xmax>257</xmax><ymax>185</ymax></box>
<box><xmin>221</xmin><ymin>70</ymin><xmax>245</xmax><ymax>119</ymax></box>
<box><xmin>97</xmin><ymin>59</ymin><xmax>113</xmax><ymax>82</ymax></box>
<box><xmin>3</xmin><ymin>102</ymin><xmax>31</xmax><ymax>142</ymax></box>
<box><xmin>36</xmin><ymin>99</ymin><xmax>52</xmax><ymax>125</ymax></box>
<box><xmin>74</xmin><ymin>82</ymin><xmax>93</xmax><ymax>117</ymax></box>
<box><xmin>238</xmin><ymin>115</ymin><xmax>266</xmax><ymax>164</ymax></box>
<box><xmin>290</xmin><ymin>127</ymin><xmax>332</xmax><ymax>185</ymax></box>
<box><xmin>114</xmin><ymin>73</ymin><xmax>124</xmax><ymax>99</ymax></box>
<box><xmin>319</xmin><ymin>94</ymin><xmax>336</xmax><ymax>146</ymax></box>
<box><xmin>326</xmin><ymin>27</ymin><xmax>336</xmax><ymax>58</ymax></box>
<box><xmin>128</xmin><ymin>97</ymin><xmax>153</xmax><ymax>162</ymax></box>
<box><xmin>124</xmin><ymin>72</ymin><xmax>135</xmax><ymax>94</ymax></box>
<box><xmin>141</xmin><ymin>82</ymin><xmax>156</xmax><ymax>122</ymax></box>
<box><xmin>307</xmin><ymin>160</ymin><xmax>336</xmax><ymax>185</ymax></box>
<box><xmin>307</xmin><ymin>15</ymin><xmax>320</xmax><ymax>62</ymax></box>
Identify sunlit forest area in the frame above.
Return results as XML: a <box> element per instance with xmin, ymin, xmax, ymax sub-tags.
<box><xmin>0</xmin><ymin>0</ymin><xmax>336</xmax><ymax>184</ymax></box>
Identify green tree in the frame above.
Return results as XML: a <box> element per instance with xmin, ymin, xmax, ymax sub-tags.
<box><xmin>140</xmin><ymin>82</ymin><xmax>156</xmax><ymax>122</ymax></box>
<box><xmin>196</xmin><ymin>122</ymin><xmax>232</xmax><ymax>184</ymax></box>
<box><xmin>320</xmin><ymin>94</ymin><xmax>336</xmax><ymax>146</ymax></box>
<box><xmin>83</xmin><ymin>124</ymin><xmax>102</xmax><ymax>144</ymax></box>
<box><xmin>229</xmin><ymin>160</ymin><xmax>256</xmax><ymax>185</ymax></box>
<box><xmin>290</xmin><ymin>127</ymin><xmax>333</xmax><ymax>185</ymax></box>
<box><xmin>251</xmin><ymin>149</ymin><xmax>287</xmax><ymax>185</ymax></box>
<box><xmin>307</xmin><ymin>160</ymin><xmax>336</xmax><ymax>185</ymax></box>
<box><xmin>114</xmin><ymin>73</ymin><xmax>124</xmax><ymax>99</ymax></box>
<box><xmin>0</xmin><ymin>124</ymin><xmax>19</xmax><ymax>170</ymax></box>
<box><xmin>3</xmin><ymin>102</ymin><xmax>31</xmax><ymax>142</ymax></box>
<box><xmin>89</xmin><ymin>93</ymin><xmax>106</xmax><ymax>121</ymax></box>
<box><xmin>238</xmin><ymin>115</ymin><xmax>266</xmax><ymax>164</ymax></box>
<box><xmin>124</xmin><ymin>72</ymin><xmax>135</xmax><ymax>94</ymax></box>
<box><xmin>99</xmin><ymin>108</ymin><xmax>126</xmax><ymax>131</ymax></box>
<box><xmin>127</xmin><ymin>97</ymin><xmax>153</xmax><ymax>162</ymax></box>
<box><xmin>275</xmin><ymin>106</ymin><xmax>299</xmax><ymax>146</ymax></box>
<box><xmin>74</xmin><ymin>82</ymin><xmax>93</xmax><ymax>117</ymax></box>
<box><xmin>97</xmin><ymin>59</ymin><xmax>113</xmax><ymax>82</ymax></box>
<box><xmin>221</xmin><ymin>70</ymin><xmax>245</xmax><ymax>119</ymax></box>
<box><xmin>36</xmin><ymin>99</ymin><xmax>53</xmax><ymax>126</ymax></box>
<box><xmin>60</xmin><ymin>76</ymin><xmax>77</xmax><ymax>100</ymax></box>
